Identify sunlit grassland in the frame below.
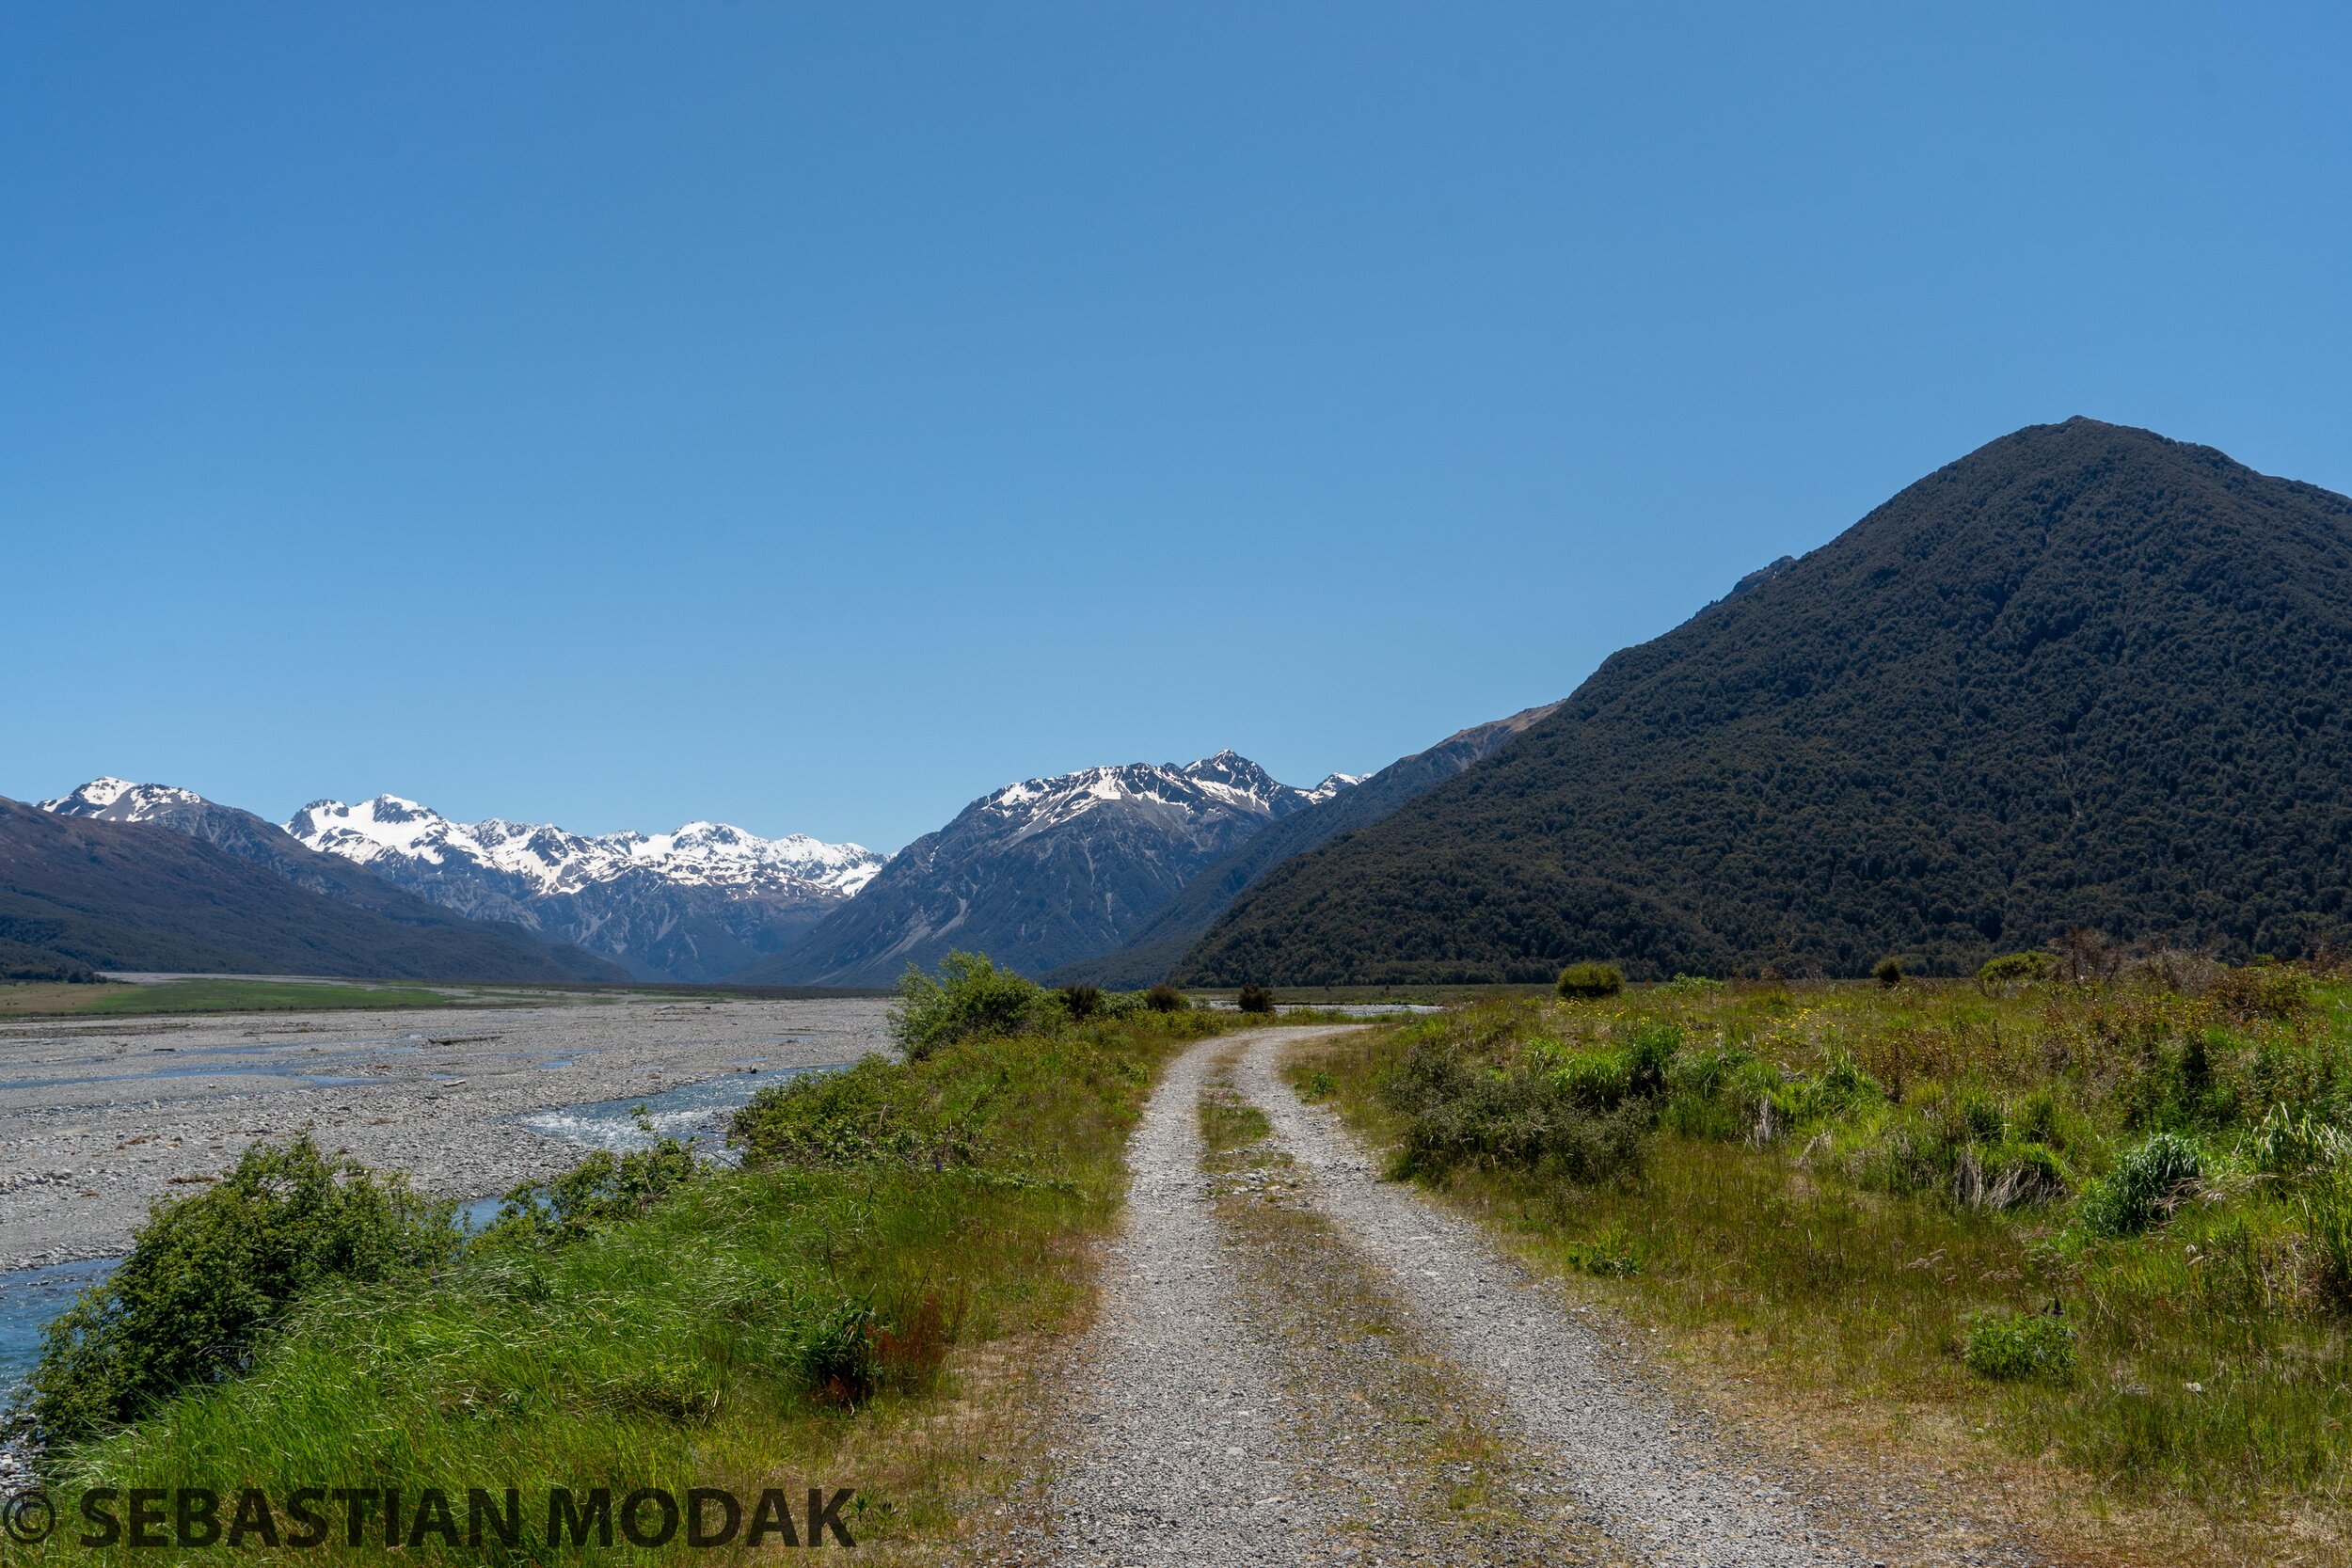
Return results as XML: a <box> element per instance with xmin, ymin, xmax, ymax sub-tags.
<box><xmin>1284</xmin><ymin>977</ymin><xmax>2352</xmax><ymax>1568</ymax></box>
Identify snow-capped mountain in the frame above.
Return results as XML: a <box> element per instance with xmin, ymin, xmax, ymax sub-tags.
<box><xmin>283</xmin><ymin>796</ymin><xmax>883</xmax><ymax>982</ymax></box>
<box><xmin>736</xmin><ymin>751</ymin><xmax>1355</xmax><ymax>987</ymax></box>
<box><xmin>286</xmin><ymin>796</ymin><xmax>879</xmax><ymax>901</ymax></box>
<box><xmin>33</xmin><ymin>779</ymin><xmax>626</xmax><ymax>981</ymax></box>
<box><xmin>40</xmin><ymin>778</ymin><xmax>208</xmax><ymax>821</ymax></box>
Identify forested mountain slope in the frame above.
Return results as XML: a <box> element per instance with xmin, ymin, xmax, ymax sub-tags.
<box><xmin>1177</xmin><ymin>419</ymin><xmax>2352</xmax><ymax>983</ymax></box>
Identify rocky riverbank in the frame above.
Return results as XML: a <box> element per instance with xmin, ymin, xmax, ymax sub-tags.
<box><xmin>0</xmin><ymin>994</ymin><xmax>892</xmax><ymax>1272</ymax></box>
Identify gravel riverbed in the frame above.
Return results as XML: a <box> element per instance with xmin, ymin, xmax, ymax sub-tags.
<box><xmin>0</xmin><ymin>994</ymin><xmax>890</xmax><ymax>1272</ymax></box>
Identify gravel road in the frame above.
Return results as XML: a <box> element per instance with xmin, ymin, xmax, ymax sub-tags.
<box><xmin>1020</xmin><ymin>1034</ymin><xmax>1323</xmax><ymax>1565</ymax></box>
<box><xmin>1013</xmin><ymin>1027</ymin><xmax>2040</xmax><ymax>1568</ymax></box>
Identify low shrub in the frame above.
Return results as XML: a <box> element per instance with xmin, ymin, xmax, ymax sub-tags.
<box><xmin>891</xmin><ymin>951</ymin><xmax>1055</xmax><ymax>1059</ymax></box>
<box><xmin>1298</xmin><ymin>1069</ymin><xmax>1339</xmax><ymax>1101</ymax></box>
<box><xmin>1662</xmin><ymin>974</ymin><xmax>1723</xmax><ymax>995</ymax></box>
<box><xmin>2212</xmin><ymin>963</ymin><xmax>2314</xmax><ymax>1022</ymax></box>
<box><xmin>2078</xmin><ymin>1132</ymin><xmax>2204</xmax><ymax>1238</ymax></box>
<box><xmin>731</xmin><ymin>1057</ymin><xmax>981</xmax><ymax>1171</ymax></box>
<box><xmin>1977</xmin><ymin>951</ymin><xmax>2055</xmax><ymax>992</ymax></box>
<box><xmin>1963</xmin><ymin>1310</ymin><xmax>2077</xmax><ymax>1383</ymax></box>
<box><xmin>491</xmin><ymin>1117</ymin><xmax>703</xmax><ymax>1244</ymax></box>
<box><xmin>31</xmin><ymin>1137</ymin><xmax>458</xmax><ymax>1445</ymax></box>
<box><xmin>1057</xmin><ymin>983</ymin><xmax>1104</xmax><ymax>1021</ymax></box>
<box><xmin>791</xmin><ymin>1294</ymin><xmax>880</xmax><ymax>1406</ymax></box>
<box><xmin>1381</xmin><ymin>1040</ymin><xmax>1644</xmax><ymax>1185</ymax></box>
<box><xmin>1562</xmin><ymin>1229</ymin><xmax>1644</xmax><ymax>1277</ymax></box>
<box><xmin>1955</xmin><ymin>1140</ymin><xmax>2072</xmax><ymax>1209</ymax></box>
<box><xmin>1557</xmin><ymin>961</ymin><xmax>1624</xmax><ymax>1000</ymax></box>
<box><xmin>2010</xmin><ymin>1088</ymin><xmax>2065</xmax><ymax>1148</ymax></box>
<box><xmin>1872</xmin><ymin>955</ymin><xmax>1904</xmax><ymax>988</ymax></box>
<box><xmin>1550</xmin><ymin>1023</ymin><xmax>1681</xmax><ymax>1110</ymax></box>
<box><xmin>1553</xmin><ymin>1049</ymin><xmax>1633</xmax><ymax>1108</ymax></box>
<box><xmin>1144</xmin><ymin>981</ymin><xmax>1190</xmax><ymax>1013</ymax></box>
<box><xmin>1236</xmin><ymin>983</ymin><xmax>1276</xmax><ymax>1015</ymax></box>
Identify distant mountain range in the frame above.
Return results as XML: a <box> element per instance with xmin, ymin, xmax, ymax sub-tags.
<box><xmin>3</xmin><ymin>793</ymin><xmax>622</xmax><ymax>983</ymax></box>
<box><xmin>281</xmin><ymin>794</ymin><xmax>882</xmax><ymax>982</ymax></box>
<box><xmin>1178</xmin><ymin>419</ymin><xmax>2352</xmax><ymax>982</ymax></box>
<box><xmin>736</xmin><ymin>752</ymin><xmax>1355</xmax><ymax>987</ymax></box>
<box><xmin>1043</xmin><ymin>706</ymin><xmax>1561</xmax><ymax>989</ymax></box>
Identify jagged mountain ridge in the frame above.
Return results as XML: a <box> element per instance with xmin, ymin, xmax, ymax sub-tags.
<box><xmin>1044</xmin><ymin>705</ymin><xmax>1563</xmax><ymax>989</ymax></box>
<box><xmin>3</xmin><ymin>795</ymin><xmax>624</xmax><ymax>983</ymax></box>
<box><xmin>281</xmin><ymin>794</ymin><xmax>883</xmax><ymax>983</ymax></box>
<box><xmin>735</xmin><ymin>751</ymin><xmax>1352</xmax><ymax>986</ymax></box>
<box><xmin>1177</xmin><ymin>419</ymin><xmax>2352</xmax><ymax>983</ymax></box>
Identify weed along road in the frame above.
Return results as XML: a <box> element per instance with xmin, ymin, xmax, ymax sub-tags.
<box><xmin>993</xmin><ymin>1025</ymin><xmax>2041</xmax><ymax>1568</ymax></box>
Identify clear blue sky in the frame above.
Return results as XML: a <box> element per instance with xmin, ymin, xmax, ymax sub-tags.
<box><xmin>5</xmin><ymin>4</ymin><xmax>2346</xmax><ymax>851</ymax></box>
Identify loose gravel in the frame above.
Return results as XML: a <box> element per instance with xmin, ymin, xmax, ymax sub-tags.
<box><xmin>0</xmin><ymin>996</ymin><xmax>889</xmax><ymax>1271</ymax></box>
<box><xmin>1014</xmin><ymin>1035</ymin><xmax>1323</xmax><ymax>1566</ymax></box>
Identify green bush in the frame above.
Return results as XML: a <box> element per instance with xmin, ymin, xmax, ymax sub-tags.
<box><xmin>1382</xmin><ymin>1040</ymin><xmax>1644</xmax><ymax>1184</ymax></box>
<box><xmin>2010</xmin><ymin>1088</ymin><xmax>2065</xmax><ymax>1148</ymax></box>
<box><xmin>1563</xmin><ymin>1229</ymin><xmax>1644</xmax><ymax>1276</ymax></box>
<box><xmin>791</xmin><ymin>1294</ymin><xmax>880</xmax><ymax>1406</ymax></box>
<box><xmin>2212</xmin><ymin>963</ymin><xmax>2314</xmax><ymax>1022</ymax></box>
<box><xmin>490</xmin><ymin>1115</ymin><xmax>702</xmax><ymax>1245</ymax></box>
<box><xmin>1872</xmin><ymin>955</ymin><xmax>1904</xmax><ymax>988</ymax></box>
<box><xmin>1057</xmin><ymin>983</ymin><xmax>1104</xmax><ymax>1021</ymax></box>
<box><xmin>731</xmin><ymin>1057</ymin><xmax>981</xmax><ymax>1171</ymax></box>
<box><xmin>1624</xmin><ymin>1023</ymin><xmax>1682</xmax><ymax>1095</ymax></box>
<box><xmin>1963</xmin><ymin>1310</ymin><xmax>2077</xmax><ymax>1383</ymax></box>
<box><xmin>890</xmin><ymin>951</ymin><xmax>1054</xmax><ymax>1059</ymax></box>
<box><xmin>1236</xmin><ymin>983</ymin><xmax>1276</xmax><ymax>1015</ymax></box>
<box><xmin>1557</xmin><ymin>961</ymin><xmax>1624</xmax><ymax>1000</ymax></box>
<box><xmin>1662</xmin><ymin>974</ymin><xmax>1724</xmax><ymax>994</ymax></box>
<box><xmin>2079</xmin><ymin>1132</ymin><xmax>2204</xmax><ymax>1238</ymax></box>
<box><xmin>1959</xmin><ymin>1140</ymin><xmax>2072</xmax><ymax>1209</ymax></box>
<box><xmin>1977</xmin><ymin>951</ymin><xmax>2056</xmax><ymax>992</ymax></box>
<box><xmin>1551</xmin><ymin>1023</ymin><xmax>1681</xmax><ymax>1110</ymax></box>
<box><xmin>1144</xmin><ymin>981</ymin><xmax>1190</xmax><ymax>1013</ymax></box>
<box><xmin>31</xmin><ymin>1136</ymin><xmax>458</xmax><ymax>1444</ymax></box>
<box><xmin>1552</xmin><ymin>1049</ymin><xmax>1633</xmax><ymax>1108</ymax></box>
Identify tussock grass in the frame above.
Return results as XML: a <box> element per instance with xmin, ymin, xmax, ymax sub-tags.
<box><xmin>1285</xmin><ymin>974</ymin><xmax>2352</xmax><ymax>1566</ymax></box>
<box><xmin>28</xmin><ymin>1007</ymin><xmax>1235</xmax><ymax>1563</ymax></box>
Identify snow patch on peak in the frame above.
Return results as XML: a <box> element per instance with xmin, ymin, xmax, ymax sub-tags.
<box><xmin>284</xmin><ymin>794</ymin><xmax>882</xmax><ymax>900</ymax></box>
<box><xmin>962</xmin><ymin>752</ymin><xmax>1337</xmax><ymax>841</ymax></box>
<box><xmin>40</xmin><ymin>777</ymin><xmax>210</xmax><ymax>820</ymax></box>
